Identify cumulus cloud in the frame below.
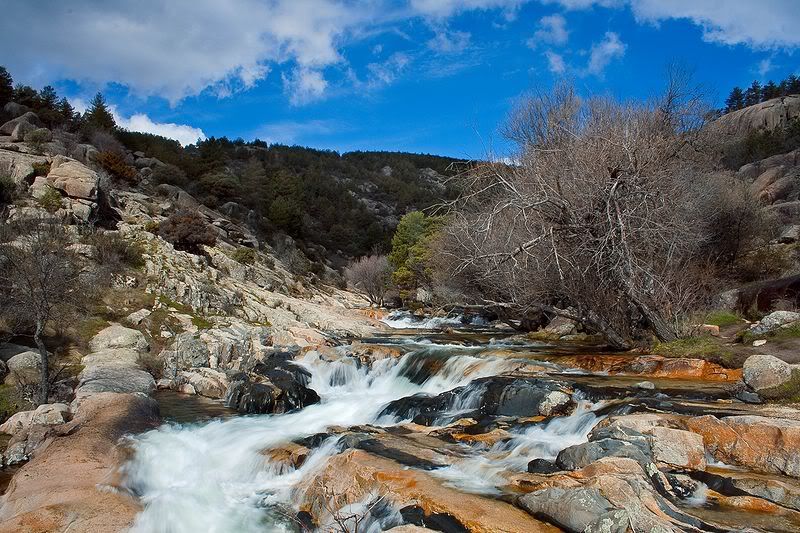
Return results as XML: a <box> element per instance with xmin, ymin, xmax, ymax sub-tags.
<box><xmin>586</xmin><ymin>31</ymin><xmax>626</xmax><ymax>75</ymax></box>
<box><xmin>410</xmin><ymin>0</ymin><xmax>525</xmax><ymax>18</ymax></box>
<box><xmin>545</xmin><ymin>0</ymin><xmax>800</xmax><ymax>49</ymax></box>
<box><xmin>528</xmin><ymin>14</ymin><xmax>569</xmax><ymax>48</ymax></box>
<box><xmin>544</xmin><ymin>50</ymin><xmax>567</xmax><ymax>73</ymax></box>
<box><xmin>282</xmin><ymin>68</ymin><xmax>329</xmax><ymax>105</ymax></box>
<box><xmin>114</xmin><ymin>113</ymin><xmax>207</xmax><ymax>146</ymax></box>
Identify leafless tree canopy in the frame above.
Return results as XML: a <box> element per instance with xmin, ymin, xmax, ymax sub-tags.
<box><xmin>436</xmin><ymin>82</ymin><xmax>728</xmax><ymax>348</ymax></box>
<box><xmin>344</xmin><ymin>255</ymin><xmax>392</xmax><ymax>306</ymax></box>
<box><xmin>0</xmin><ymin>217</ymin><xmax>83</xmax><ymax>404</ymax></box>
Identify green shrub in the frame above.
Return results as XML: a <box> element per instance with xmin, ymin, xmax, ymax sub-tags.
<box><xmin>88</xmin><ymin>232</ymin><xmax>145</xmax><ymax>270</ymax></box>
<box><xmin>38</xmin><ymin>187</ymin><xmax>63</xmax><ymax>212</ymax></box>
<box><xmin>144</xmin><ymin>220</ymin><xmax>160</xmax><ymax>234</ymax></box>
<box><xmin>158</xmin><ymin>210</ymin><xmax>217</xmax><ymax>254</ymax></box>
<box><xmin>702</xmin><ymin>310</ymin><xmax>742</xmax><ymax>328</ymax></box>
<box><xmin>151</xmin><ymin>163</ymin><xmax>187</xmax><ymax>187</ymax></box>
<box><xmin>231</xmin><ymin>247</ymin><xmax>257</xmax><ymax>264</ymax></box>
<box><xmin>31</xmin><ymin>161</ymin><xmax>51</xmax><ymax>177</ymax></box>
<box><xmin>24</xmin><ymin>128</ymin><xmax>51</xmax><ymax>154</ymax></box>
<box><xmin>97</xmin><ymin>150</ymin><xmax>137</xmax><ymax>183</ymax></box>
<box><xmin>0</xmin><ymin>175</ymin><xmax>17</xmax><ymax>205</ymax></box>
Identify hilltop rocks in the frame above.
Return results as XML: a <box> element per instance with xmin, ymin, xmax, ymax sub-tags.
<box><xmin>715</xmin><ymin>95</ymin><xmax>800</xmax><ymax>136</ymax></box>
<box><xmin>686</xmin><ymin>415</ymin><xmax>800</xmax><ymax>477</ymax></box>
<box><xmin>0</xmin><ymin>112</ymin><xmax>43</xmax><ymax>136</ymax></box>
<box><xmin>46</xmin><ymin>155</ymin><xmax>99</xmax><ymax>200</ymax></box>
<box><xmin>0</xmin><ymin>149</ymin><xmax>48</xmax><ymax>182</ymax></box>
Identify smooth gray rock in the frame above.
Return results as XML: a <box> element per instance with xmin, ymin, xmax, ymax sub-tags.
<box><xmin>76</xmin><ymin>366</ymin><xmax>156</xmax><ymax>398</ymax></box>
<box><xmin>743</xmin><ymin>354</ymin><xmax>794</xmax><ymax>391</ymax></box>
<box><xmin>519</xmin><ymin>487</ymin><xmax>614</xmax><ymax>532</ymax></box>
<box><xmin>556</xmin><ymin>438</ymin><xmax>650</xmax><ymax>470</ymax></box>
<box><xmin>88</xmin><ymin>324</ymin><xmax>149</xmax><ymax>353</ymax></box>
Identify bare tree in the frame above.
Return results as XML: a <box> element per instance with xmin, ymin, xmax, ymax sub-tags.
<box><xmin>343</xmin><ymin>255</ymin><xmax>392</xmax><ymax>307</ymax></box>
<box><xmin>435</xmin><ymin>80</ymin><xmax>720</xmax><ymax>349</ymax></box>
<box><xmin>0</xmin><ymin>217</ymin><xmax>83</xmax><ymax>404</ymax></box>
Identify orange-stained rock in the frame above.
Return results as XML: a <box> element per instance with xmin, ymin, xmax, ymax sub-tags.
<box><xmin>298</xmin><ymin>449</ymin><xmax>559</xmax><ymax>533</ymax></box>
<box><xmin>685</xmin><ymin>415</ymin><xmax>800</xmax><ymax>477</ymax></box>
<box><xmin>263</xmin><ymin>442</ymin><xmax>310</xmax><ymax>470</ymax></box>
<box><xmin>0</xmin><ymin>392</ymin><xmax>160</xmax><ymax>533</ymax></box>
<box><xmin>553</xmin><ymin>354</ymin><xmax>741</xmax><ymax>381</ymax></box>
<box><xmin>450</xmin><ymin>428</ymin><xmax>512</xmax><ymax>446</ymax></box>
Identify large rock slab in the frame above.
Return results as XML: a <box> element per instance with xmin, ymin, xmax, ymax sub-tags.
<box><xmin>46</xmin><ymin>155</ymin><xmax>99</xmax><ymax>200</ymax></box>
<box><xmin>76</xmin><ymin>366</ymin><xmax>156</xmax><ymax>400</ymax></box>
<box><xmin>88</xmin><ymin>324</ymin><xmax>149</xmax><ymax>353</ymax></box>
<box><xmin>685</xmin><ymin>415</ymin><xmax>800</xmax><ymax>477</ymax></box>
<box><xmin>81</xmin><ymin>348</ymin><xmax>141</xmax><ymax>369</ymax></box>
<box><xmin>0</xmin><ymin>112</ymin><xmax>43</xmax><ymax>136</ymax></box>
<box><xmin>518</xmin><ymin>487</ymin><xmax>615</xmax><ymax>532</ymax></box>
<box><xmin>0</xmin><ymin>149</ymin><xmax>48</xmax><ymax>183</ymax></box>
<box><xmin>647</xmin><ymin>427</ymin><xmax>705</xmax><ymax>470</ymax></box>
<box><xmin>0</xmin><ymin>392</ymin><xmax>160</xmax><ymax>532</ymax></box>
<box><xmin>715</xmin><ymin>95</ymin><xmax>800</xmax><ymax>136</ymax></box>
<box><xmin>743</xmin><ymin>354</ymin><xmax>796</xmax><ymax>391</ymax></box>
<box><xmin>299</xmin><ymin>449</ymin><xmax>558</xmax><ymax>533</ymax></box>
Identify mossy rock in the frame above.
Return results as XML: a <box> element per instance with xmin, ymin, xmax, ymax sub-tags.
<box><xmin>758</xmin><ymin>368</ymin><xmax>800</xmax><ymax>403</ymax></box>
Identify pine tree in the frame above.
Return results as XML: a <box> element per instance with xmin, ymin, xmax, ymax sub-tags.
<box><xmin>0</xmin><ymin>66</ymin><xmax>13</xmax><ymax>108</ymax></box>
<box><xmin>786</xmin><ymin>74</ymin><xmax>800</xmax><ymax>95</ymax></box>
<box><xmin>240</xmin><ymin>157</ymin><xmax>268</xmax><ymax>209</ymax></box>
<box><xmin>38</xmin><ymin>85</ymin><xmax>59</xmax><ymax>109</ymax></box>
<box><xmin>13</xmin><ymin>84</ymin><xmax>38</xmax><ymax>108</ymax></box>
<box><xmin>57</xmin><ymin>97</ymin><xmax>76</xmax><ymax>129</ymax></box>
<box><xmin>762</xmin><ymin>80</ymin><xmax>780</xmax><ymax>101</ymax></box>
<box><xmin>724</xmin><ymin>87</ymin><xmax>745</xmax><ymax>113</ymax></box>
<box><xmin>83</xmin><ymin>92</ymin><xmax>116</xmax><ymax>132</ymax></box>
<box><xmin>743</xmin><ymin>80</ymin><xmax>762</xmax><ymax>107</ymax></box>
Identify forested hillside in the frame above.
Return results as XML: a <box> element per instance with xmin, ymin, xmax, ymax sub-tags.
<box><xmin>0</xmin><ymin>66</ymin><xmax>461</xmax><ymax>262</ymax></box>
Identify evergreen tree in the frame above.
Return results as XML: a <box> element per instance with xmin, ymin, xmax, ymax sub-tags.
<box><xmin>13</xmin><ymin>84</ymin><xmax>38</xmax><ymax>108</ymax></box>
<box><xmin>786</xmin><ymin>74</ymin><xmax>800</xmax><ymax>95</ymax></box>
<box><xmin>743</xmin><ymin>80</ymin><xmax>762</xmax><ymax>107</ymax></box>
<box><xmin>240</xmin><ymin>157</ymin><xmax>268</xmax><ymax>209</ymax></box>
<box><xmin>82</xmin><ymin>92</ymin><xmax>116</xmax><ymax>132</ymax></box>
<box><xmin>724</xmin><ymin>87</ymin><xmax>745</xmax><ymax>113</ymax></box>
<box><xmin>57</xmin><ymin>97</ymin><xmax>77</xmax><ymax>129</ymax></box>
<box><xmin>38</xmin><ymin>85</ymin><xmax>59</xmax><ymax>109</ymax></box>
<box><xmin>762</xmin><ymin>80</ymin><xmax>780</xmax><ymax>101</ymax></box>
<box><xmin>0</xmin><ymin>66</ymin><xmax>12</xmax><ymax>108</ymax></box>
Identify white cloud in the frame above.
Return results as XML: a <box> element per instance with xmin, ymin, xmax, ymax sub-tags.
<box><xmin>544</xmin><ymin>0</ymin><xmax>800</xmax><ymax>50</ymax></box>
<box><xmin>586</xmin><ymin>31</ymin><xmax>626</xmax><ymax>75</ymax></box>
<box><xmin>410</xmin><ymin>0</ymin><xmax>525</xmax><ymax>18</ymax></box>
<box><xmin>528</xmin><ymin>14</ymin><xmax>569</xmax><ymax>48</ymax></box>
<box><xmin>365</xmin><ymin>53</ymin><xmax>412</xmax><ymax>89</ymax></box>
<box><xmin>758</xmin><ymin>57</ymin><xmax>775</xmax><ymax>78</ymax></box>
<box><xmin>427</xmin><ymin>29</ymin><xmax>472</xmax><ymax>53</ymax></box>
<box><xmin>115</xmin><ymin>113</ymin><xmax>207</xmax><ymax>146</ymax></box>
<box><xmin>254</xmin><ymin>119</ymin><xmax>339</xmax><ymax>144</ymax></box>
<box><xmin>282</xmin><ymin>68</ymin><xmax>329</xmax><ymax>105</ymax></box>
<box><xmin>544</xmin><ymin>50</ymin><xmax>567</xmax><ymax>73</ymax></box>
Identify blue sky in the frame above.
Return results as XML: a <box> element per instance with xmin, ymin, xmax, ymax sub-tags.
<box><xmin>2</xmin><ymin>1</ymin><xmax>799</xmax><ymax>158</ymax></box>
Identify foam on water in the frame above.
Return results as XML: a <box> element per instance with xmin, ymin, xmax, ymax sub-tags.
<box><xmin>124</xmin><ymin>344</ymin><xmax>516</xmax><ymax>532</ymax></box>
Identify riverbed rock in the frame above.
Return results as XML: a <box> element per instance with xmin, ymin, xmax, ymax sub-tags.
<box><xmin>76</xmin><ymin>366</ymin><xmax>156</xmax><ymax>400</ymax></box>
<box><xmin>743</xmin><ymin>354</ymin><xmax>796</xmax><ymax>392</ymax></box>
<box><xmin>81</xmin><ymin>348</ymin><xmax>141</xmax><ymax>369</ymax></box>
<box><xmin>299</xmin><ymin>448</ymin><xmax>558</xmax><ymax>533</ymax></box>
<box><xmin>88</xmin><ymin>324</ymin><xmax>149</xmax><ymax>353</ymax></box>
<box><xmin>648</xmin><ymin>427</ymin><xmax>706</xmax><ymax>470</ymax></box>
<box><xmin>0</xmin><ymin>392</ymin><xmax>160</xmax><ymax>532</ymax></box>
<box><xmin>224</xmin><ymin>370</ymin><xmax>319</xmax><ymax>414</ymax></box>
<box><xmin>178</xmin><ymin>368</ymin><xmax>229</xmax><ymax>398</ymax></box>
<box><xmin>518</xmin><ymin>487</ymin><xmax>614</xmax><ymax>532</ymax></box>
<box><xmin>685</xmin><ymin>415</ymin><xmax>800</xmax><ymax>477</ymax></box>
<box><xmin>556</xmin><ymin>438</ymin><xmax>651</xmax><ymax>471</ymax></box>
<box><xmin>749</xmin><ymin>310</ymin><xmax>800</xmax><ymax>336</ymax></box>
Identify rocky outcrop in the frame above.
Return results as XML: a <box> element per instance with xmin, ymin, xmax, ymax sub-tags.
<box><xmin>0</xmin><ymin>392</ymin><xmax>160</xmax><ymax>533</ymax></box>
<box><xmin>46</xmin><ymin>155</ymin><xmax>99</xmax><ymax>200</ymax></box>
<box><xmin>715</xmin><ymin>95</ymin><xmax>800</xmax><ymax>136</ymax></box>
<box><xmin>554</xmin><ymin>354</ymin><xmax>741</xmax><ymax>381</ymax></box>
<box><xmin>0</xmin><ymin>148</ymin><xmax>48</xmax><ymax>183</ymax></box>
<box><xmin>88</xmin><ymin>324</ymin><xmax>149</xmax><ymax>353</ymax></box>
<box><xmin>0</xmin><ymin>112</ymin><xmax>43</xmax><ymax>137</ymax></box>
<box><xmin>299</xmin><ymin>449</ymin><xmax>558</xmax><ymax>533</ymax></box>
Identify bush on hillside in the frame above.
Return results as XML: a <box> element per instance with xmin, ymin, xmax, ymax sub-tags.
<box><xmin>97</xmin><ymin>150</ymin><xmax>137</xmax><ymax>183</ymax></box>
<box><xmin>38</xmin><ymin>187</ymin><xmax>63</xmax><ymax>213</ymax></box>
<box><xmin>231</xmin><ymin>247</ymin><xmax>257</xmax><ymax>264</ymax></box>
<box><xmin>151</xmin><ymin>163</ymin><xmax>188</xmax><ymax>187</ymax></box>
<box><xmin>31</xmin><ymin>161</ymin><xmax>50</xmax><ymax>177</ymax></box>
<box><xmin>86</xmin><ymin>231</ymin><xmax>145</xmax><ymax>270</ymax></box>
<box><xmin>158</xmin><ymin>210</ymin><xmax>217</xmax><ymax>254</ymax></box>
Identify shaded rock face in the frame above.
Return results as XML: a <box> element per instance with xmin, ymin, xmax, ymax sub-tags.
<box><xmin>225</xmin><ymin>370</ymin><xmax>320</xmax><ymax>414</ymax></box>
<box><xmin>381</xmin><ymin>377</ymin><xmax>574</xmax><ymax>425</ymax></box>
<box><xmin>0</xmin><ymin>149</ymin><xmax>49</xmax><ymax>183</ymax></box>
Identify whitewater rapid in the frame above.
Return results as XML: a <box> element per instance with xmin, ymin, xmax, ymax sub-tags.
<box><xmin>123</xmin><ymin>341</ymin><xmax>600</xmax><ymax>532</ymax></box>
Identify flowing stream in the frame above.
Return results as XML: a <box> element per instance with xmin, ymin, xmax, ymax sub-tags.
<box><xmin>123</xmin><ymin>319</ymin><xmax>774</xmax><ymax>532</ymax></box>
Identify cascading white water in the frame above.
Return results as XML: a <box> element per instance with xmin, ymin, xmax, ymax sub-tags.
<box><xmin>381</xmin><ymin>310</ymin><xmax>486</xmax><ymax>329</ymax></box>
<box><xmin>430</xmin><ymin>399</ymin><xmax>605</xmax><ymax>494</ymax></box>
<box><xmin>123</xmin><ymin>345</ymin><xmax>518</xmax><ymax>533</ymax></box>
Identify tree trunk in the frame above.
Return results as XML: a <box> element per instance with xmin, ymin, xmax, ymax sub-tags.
<box><xmin>34</xmin><ymin>318</ymin><xmax>49</xmax><ymax>405</ymax></box>
<box><xmin>582</xmin><ymin>310</ymin><xmax>631</xmax><ymax>351</ymax></box>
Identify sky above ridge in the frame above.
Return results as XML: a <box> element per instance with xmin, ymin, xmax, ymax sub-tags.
<box><xmin>2</xmin><ymin>0</ymin><xmax>799</xmax><ymax>158</ymax></box>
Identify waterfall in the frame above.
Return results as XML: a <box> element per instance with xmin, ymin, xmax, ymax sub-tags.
<box><xmin>123</xmin><ymin>343</ymin><xmax>522</xmax><ymax>532</ymax></box>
